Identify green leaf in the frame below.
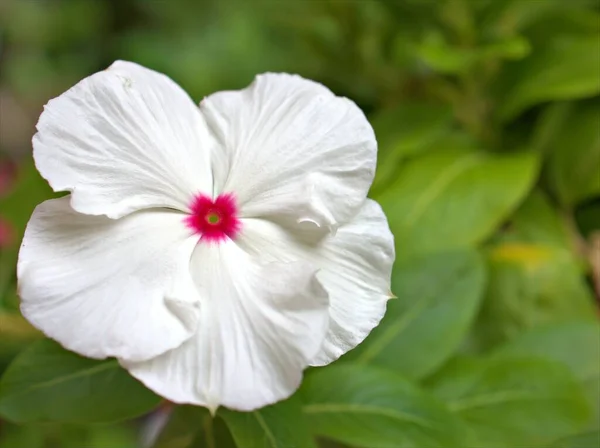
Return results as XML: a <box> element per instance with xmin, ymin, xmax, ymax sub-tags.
<box><xmin>0</xmin><ymin>339</ymin><xmax>160</xmax><ymax>423</ymax></box>
<box><xmin>473</xmin><ymin>242</ymin><xmax>596</xmax><ymax>348</ymax></box>
<box><xmin>487</xmin><ymin>0</ymin><xmax>600</xmax><ymax>39</ymax></box>
<box><xmin>370</xmin><ymin>102</ymin><xmax>452</xmax><ymax>194</ymax></box>
<box><xmin>348</xmin><ymin>249</ymin><xmax>486</xmax><ymax>380</ymax></box>
<box><xmin>87</xmin><ymin>424</ymin><xmax>138</xmax><ymax>448</ymax></box>
<box><xmin>0</xmin><ymin>422</ymin><xmax>44</xmax><ymax>448</ymax></box>
<box><xmin>300</xmin><ymin>365</ymin><xmax>465</xmax><ymax>448</ymax></box>
<box><xmin>522</xmin><ymin>5</ymin><xmax>600</xmax><ymax>45</ymax></box>
<box><xmin>414</xmin><ymin>32</ymin><xmax>475</xmax><ymax>74</ymax></box>
<box><xmin>498</xmin><ymin>36</ymin><xmax>600</xmax><ymax>121</ymax></box>
<box><xmin>427</xmin><ymin>357</ymin><xmax>591</xmax><ymax>447</ymax></box>
<box><xmin>545</xmin><ymin>101</ymin><xmax>600</xmax><ymax>205</ymax></box>
<box><xmin>219</xmin><ymin>396</ymin><xmax>316</xmax><ymax>448</ymax></box>
<box><xmin>478</xmin><ymin>36</ymin><xmax>531</xmax><ymax>61</ymax></box>
<box><xmin>491</xmin><ymin>321</ymin><xmax>600</xmax><ymax>429</ymax></box>
<box><xmin>491</xmin><ymin>321</ymin><xmax>600</xmax><ymax>385</ymax></box>
<box><xmin>473</xmin><ymin>184</ymin><xmax>595</xmax><ymax>351</ymax></box>
<box><xmin>497</xmin><ymin>189</ymin><xmax>572</xmax><ymax>248</ymax></box>
<box><xmin>151</xmin><ymin>406</ymin><xmax>208</xmax><ymax>448</ymax></box>
<box><xmin>415</xmin><ymin>32</ymin><xmax>530</xmax><ymax>74</ymax></box>
<box><xmin>151</xmin><ymin>405</ymin><xmax>236</xmax><ymax>448</ymax></box>
<box><xmin>191</xmin><ymin>417</ymin><xmax>237</xmax><ymax>448</ymax></box>
<box><xmin>377</xmin><ymin>148</ymin><xmax>539</xmax><ymax>257</ymax></box>
<box><xmin>530</xmin><ymin>102</ymin><xmax>574</xmax><ymax>154</ymax></box>
<box><xmin>549</xmin><ymin>430</ymin><xmax>600</xmax><ymax>448</ymax></box>
<box><xmin>44</xmin><ymin>424</ymin><xmax>89</xmax><ymax>448</ymax></box>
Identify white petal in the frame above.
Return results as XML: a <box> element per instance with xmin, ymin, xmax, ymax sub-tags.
<box><xmin>123</xmin><ymin>239</ymin><xmax>329</xmax><ymax>411</ymax></box>
<box><xmin>235</xmin><ymin>199</ymin><xmax>394</xmax><ymax>366</ymax></box>
<box><xmin>200</xmin><ymin>73</ymin><xmax>376</xmax><ymax>234</ymax></box>
<box><xmin>17</xmin><ymin>197</ymin><xmax>201</xmax><ymax>362</ymax></box>
<box><xmin>310</xmin><ymin>199</ymin><xmax>395</xmax><ymax>365</ymax></box>
<box><xmin>33</xmin><ymin>60</ymin><xmax>215</xmax><ymax>219</ymax></box>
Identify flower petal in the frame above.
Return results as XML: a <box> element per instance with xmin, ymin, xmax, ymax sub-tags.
<box><xmin>33</xmin><ymin>60</ymin><xmax>215</xmax><ymax>219</ymax></box>
<box><xmin>17</xmin><ymin>197</ymin><xmax>201</xmax><ymax>362</ymax></box>
<box><xmin>234</xmin><ymin>199</ymin><xmax>394</xmax><ymax>366</ymax></box>
<box><xmin>123</xmin><ymin>239</ymin><xmax>329</xmax><ymax>411</ymax></box>
<box><xmin>201</xmin><ymin>73</ymin><xmax>376</xmax><ymax>234</ymax></box>
<box><xmin>310</xmin><ymin>199</ymin><xmax>395</xmax><ymax>365</ymax></box>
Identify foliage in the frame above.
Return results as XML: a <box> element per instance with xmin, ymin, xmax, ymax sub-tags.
<box><xmin>0</xmin><ymin>0</ymin><xmax>598</xmax><ymax>446</ymax></box>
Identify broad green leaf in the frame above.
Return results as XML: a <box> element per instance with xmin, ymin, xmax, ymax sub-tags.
<box><xmin>370</xmin><ymin>102</ymin><xmax>452</xmax><ymax>193</ymax></box>
<box><xmin>491</xmin><ymin>321</ymin><xmax>600</xmax><ymax>385</ymax></box>
<box><xmin>522</xmin><ymin>6</ymin><xmax>600</xmax><ymax>46</ymax></box>
<box><xmin>378</xmin><ymin>148</ymin><xmax>539</xmax><ymax>257</ymax></box>
<box><xmin>478</xmin><ymin>36</ymin><xmax>531</xmax><ymax>61</ymax></box>
<box><xmin>87</xmin><ymin>424</ymin><xmax>138</xmax><ymax>448</ymax></box>
<box><xmin>219</xmin><ymin>396</ymin><xmax>316</xmax><ymax>448</ymax></box>
<box><xmin>152</xmin><ymin>406</ymin><xmax>208</xmax><ymax>448</ymax></box>
<box><xmin>428</xmin><ymin>357</ymin><xmax>591</xmax><ymax>447</ymax></box>
<box><xmin>191</xmin><ymin>417</ymin><xmax>237</xmax><ymax>448</ymax></box>
<box><xmin>487</xmin><ymin>0</ymin><xmax>600</xmax><ymax>38</ymax></box>
<box><xmin>545</xmin><ymin>101</ymin><xmax>600</xmax><ymax>205</ymax></box>
<box><xmin>415</xmin><ymin>32</ymin><xmax>530</xmax><ymax>74</ymax></box>
<box><xmin>414</xmin><ymin>32</ymin><xmax>475</xmax><ymax>74</ymax></box>
<box><xmin>474</xmin><ymin>242</ymin><xmax>596</xmax><ymax>348</ymax></box>
<box><xmin>0</xmin><ymin>339</ymin><xmax>160</xmax><ymax>423</ymax></box>
<box><xmin>0</xmin><ymin>422</ymin><xmax>44</xmax><ymax>448</ymax></box>
<box><xmin>152</xmin><ymin>406</ymin><xmax>236</xmax><ymax>448</ymax></box>
<box><xmin>498</xmin><ymin>36</ymin><xmax>600</xmax><ymax>121</ymax></box>
<box><xmin>473</xmin><ymin>185</ymin><xmax>595</xmax><ymax>351</ymax></box>
<box><xmin>349</xmin><ymin>249</ymin><xmax>485</xmax><ymax>379</ymax></box>
<box><xmin>549</xmin><ymin>430</ymin><xmax>600</xmax><ymax>448</ymax></box>
<box><xmin>530</xmin><ymin>102</ymin><xmax>574</xmax><ymax>154</ymax></box>
<box><xmin>497</xmin><ymin>189</ymin><xmax>572</xmax><ymax>248</ymax></box>
<box><xmin>491</xmin><ymin>321</ymin><xmax>600</xmax><ymax>428</ymax></box>
<box><xmin>300</xmin><ymin>365</ymin><xmax>465</xmax><ymax>448</ymax></box>
<box><xmin>43</xmin><ymin>424</ymin><xmax>89</xmax><ymax>448</ymax></box>
<box><xmin>37</xmin><ymin>423</ymin><xmax>121</xmax><ymax>448</ymax></box>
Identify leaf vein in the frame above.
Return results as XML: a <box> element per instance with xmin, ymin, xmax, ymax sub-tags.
<box><xmin>303</xmin><ymin>403</ymin><xmax>433</xmax><ymax>429</ymax></box>
<box><xmin>253</xmin><ymin>411</ymin><xmax>278</xmax><ymax>448</ymax></box>
<box><xmin>405</xmin><ymin>153</ymin><xmax>484</xmax><ymax>226</ymax></box>
<box><xmin>1</xmin><ymin>361</ymin><xmax>117</xmax><ymax>401</ymax></box>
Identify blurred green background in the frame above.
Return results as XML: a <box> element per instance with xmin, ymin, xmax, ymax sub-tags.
<box><xmin>0</xmin><ymin>0</ymin><xmax>599</xmax><ymax>447</ymax></box>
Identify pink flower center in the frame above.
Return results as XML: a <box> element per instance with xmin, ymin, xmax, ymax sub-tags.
<box><xmin>185</xmin><ymin>193</ymin><xmax>241</xmax><ymax>243</ymax></box>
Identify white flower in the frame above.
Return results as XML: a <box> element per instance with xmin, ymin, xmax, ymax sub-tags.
<box><xmin>17</xmin><ymin>61</ymin><xmax>395</xmax><ymax>411</ymax></box>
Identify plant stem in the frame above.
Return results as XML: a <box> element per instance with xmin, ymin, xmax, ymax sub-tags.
<box><xmin>203</xmin><ymin>414</ymin><xmax>216</xmax><ymax>448</ymax></box>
